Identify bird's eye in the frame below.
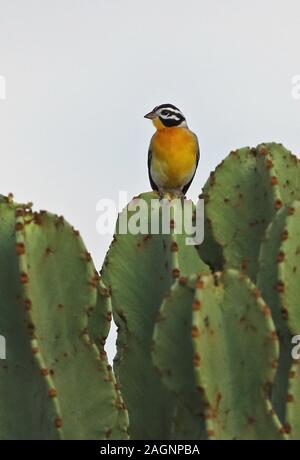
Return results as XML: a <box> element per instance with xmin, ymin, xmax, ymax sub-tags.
<box><xmin>161</xmin><ymin>110</ymin><xmax>170</xmax><ymax>116</ymax></box>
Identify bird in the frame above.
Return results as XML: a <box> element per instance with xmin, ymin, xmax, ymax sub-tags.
<box><xmin>144</xmin><ymin>103</ymin><xmax>199</xmax><ymax>197</ymax></box>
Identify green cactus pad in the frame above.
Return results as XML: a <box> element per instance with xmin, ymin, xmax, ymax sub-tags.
<box><xmin>101</xmin><ymin>192</ymin><xmax>209</xmax><ymax>439</ymax></box>
<box><xmin>152</xmin><ymin>275</ymin><xmax>207</xmax><ymax>439</ymax></box>
<box><xmin>258</xmin><ymin>200</ymin><xmax>300</xmax><ymax>438</ymax></box>
<box><xmin>199</xmin><ymin>143</ymin><xmax>300</xmax><ymax>280</ymax></box>
<box><xmin>259</xmin><ymin>143</ymin><xmax>300</xmax><ymax>205</ymax></box>
<box><xmin>0</xmin><ymin>199</ymin><xmax>128</xmax><ymax>439</ymax></box>
<box><xmin>0</xmin><ymin>201</ymin><xmax>59</xmax><ymax>439</ymax></box>
<box><xmin>192</xmin><ymin>270</ymin><xmax>285</xmax><ymax>440</ymax></box>
<box><xmin>257</xmin><ymin>206</ymin><xmax>292</xmax><ymax>422</ymax></box>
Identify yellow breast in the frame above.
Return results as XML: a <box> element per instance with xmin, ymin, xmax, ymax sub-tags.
<box><xmin>150</xmin><ymin>127</ymin><xmax>198</xmax><ymax>190</ymax></box>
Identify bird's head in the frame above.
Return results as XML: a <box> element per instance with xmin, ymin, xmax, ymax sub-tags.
<box><xmin>144</xmin><ymin>103</ymin><xmax>187</xmax><ymax>130</ymax></box>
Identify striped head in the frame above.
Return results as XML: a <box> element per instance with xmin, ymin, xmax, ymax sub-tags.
<box><xmin>144</xmin><ymin>103</ymin><xmax>187</xmax><ymax>129</ymax></box>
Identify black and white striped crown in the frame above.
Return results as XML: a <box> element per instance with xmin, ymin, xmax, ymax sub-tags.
<box><xmin>153</xmin><ymin>103</ymin><xmax>186</xmax><ymax>127</ymax></box>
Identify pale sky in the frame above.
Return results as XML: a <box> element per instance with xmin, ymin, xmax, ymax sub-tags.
<box><xmin>0</xmin><ymin>0</ymin><xmax>300</xmax><ymax>359</ymax></box>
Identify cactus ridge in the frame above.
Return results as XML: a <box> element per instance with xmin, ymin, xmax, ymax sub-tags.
<box><xmin>0</xmin><ymin>199</ymin><xmax>128</xmax><ymax>439</ymax></box>
<box><xmin>258</xmin><ymin>200</ymin><xmax>300</xmax><ymax>437</ymax></box>
<box><xmin>192</xmin><ymin>270</ymin><xmax>286</xmax><ymax>440</ymax></box>
<box><xmin>199</xmin><ymin>143</ymin><xmax>300</xmax><ymax>280</ymax></box>
<box><xmin>101</xmin><ymin>192</ymin><xmax>209</xmax><ymax>439</ymax></box>
<box><xmin>152</xmin><ymin>275</ymin><xmax>207</xmax><ymax>439</ymax></box>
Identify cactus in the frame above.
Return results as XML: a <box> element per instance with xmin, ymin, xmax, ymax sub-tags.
<box><xmin>192</xmin><ymin>270</ymin><xmax>286</xmax><ymax>440</ymax></box>
<box><xmin>101</xmin><ymin>192</ymin><xmax>210</xmax><ymax>439</ymax></box>
<box><xmin>2</xmin><ymin>140</ymin><xmax>300</xmax><ymax>440</ymax></box>
<box><xmin>0</xmin><ymin>197</ymin><xmax>128</xmax><ymax>439</ymax></box>
<box><xmin>199</xmin><ymin>143</ymin><xmax>300</xmax><ymax>280</ymax></box>
<box><xmin>152</xmin><ymin>275</ymin><xmax>207</xmax><ymax>439</ymax></box>
<box><xmin>154</xmin><ymin>268</ymin><xmax>286</xmax><ymax>439</ymax></box>
<box><xmin>258</xmin><ymin>200</ymin><xmax>300</xmax><ymax>437</ymax></box>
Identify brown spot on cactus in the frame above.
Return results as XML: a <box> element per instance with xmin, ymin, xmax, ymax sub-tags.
<box><xmin>276</xmin><ymin>280</ymin><xmax>285</xmax><ymax>293</ymax></box>
<box><xmin>32</xmin><ymin>347</ymin><xmax>39</xmax><ymax>355</ymax></box>
<box><xmin>276</xmin><ymin>251</ymin><xmax>285</xmax><ymax>263</ymax></box>
<box><xmin>247</xmin><ymin>416</ymin><xmax>256</xmax><ymax>425</ymax></box>
<box><xmin>253</xmin><ymin>288</ymin><xmax>261</xmax><ymax>299</ymax></box>
<box><xmin>83</xmin><ymin>251</ymin><xmax>92</xmax><ymax>261</ymax></box>
<box><xmin>20</xmin><ymin>272</ymin><xmax>29</xmax><ymax>284</ymax></box>
<box><xmin>106</xmin><ymin>311</ymin><xmax>112</xmax><ymax>322</ymax></box>
<box><xmin>196</xmin><ymin>279</ymin><xmax>204</xmax><ymax>289</ymax></box>
<box><xmin>207</xmin><ymin>430</ymin><xmax>215</xmax><ymax>438</ymax></box>
<box><xmin>27</xmin><ymin>322</ymin><xmax>35</xmax><ymax>332</ymax></box>
<box><xmin>100</xmin><ymin>350</ymin><xmax>107</xmax><ymax>361</ymax></box>
<box><xmin>31</xmin><ymin>212</ymin><xmax>42</xmax><ymax>225</ymax></box>
<box><xmin>270</xmin><ymin>176</ymin><xmax>278</xmax><ymax>186</ymax></box>
<box><xmin>48</xmin><ymin>388</ymin><xmax>57</xmax><ymax>398</ymax></box>
<box><xmin>289</xmin><ymin>371</ymin><xmax>296</xmax><ymax>379</ymax></box>
<box><xmin>209</xmin><ymin>172</ymin><xmax>216</xmax><ymax>186</ymax></box>
<box><xmin>259</xmin><ymin>146</ymin><xmax>269</xmax><ymax>156</ymax></box>
<box><xmin>271</xmin><ymin>359</ymin><xmax>279</xmax><ymax>369</ymax></box>
<box><xmin>172</xmin><ymin>268</ymin><xmax>180</xmax><ymax>279</ymax></box>
<box><xmin>287</xmin><ymin>394</ymin><xmax>294</xmax><ymax>403</ymax></box>
<box><xmin>179</xmin><ymin>276</ymin><xmax>187</xmax><ymax>286</ymax></box>
<box><xmin>275</xmin><ymin>199</ymin><xmax>283</xmax><ymax>210</ymax></box>
<box><xmin>288</xmin><ymin>206</ymin><xmax>295</xmax><ymax>215</ymax></box>
<box><xmin>270</xmin><ymin>331</ymin><xmax>279</xmax><ymax>341</ymax></box>
<box><xmin>281</xmin><ymin>308</ymin><xmax>289</xmax><ymax>320</ymax></box>
<box><xmin>191</xmin><ymin>326</ymin><xmax>200</xmax><ymax>338</ymax></box>
<box><xmin>86</xmin><ymin>306</ymin><xmax>94</xmax><ymax>317</ymax></box>
<box><xmin>105</xmin><ymin>429</ymin><xmax>112</xmax><ymax>439</ymax></box>
<box><xmin>102</xmin><ymin>287</ymin><xmax>112</xmax><ymax>298</ymax></box>
<box><xmin>24</xmin><ymin>298</ymin><xmax>32</xmax><ymax>311</ymax></box>
<box><xmin>55</xmin><ymin>418</ymin><xmax>63</xmax><ymax>429</ymax></box>
<box><xmin>170</xmin><ymin>219</ymin><xmax>175</xmax><ymax>229</ymax></box>
<box><xmin>16</xmin><ymin>242</ymin><xmax>25</xmax><ymax>255</ymax></box>
<box><xmin>262</xmin><ymin>305</ymin><xmax>272</xmax><ymax>317</ymax></box>
<box><xmin>89</xmin><ymin>274</ymin><xmax>99</xmax><ymax>288</ymax></box>
<box><xmin>41</xmin><ymin>368</ymin><xmax>49</xmax><ymax>376</ymax></box>
<box><xmin>281</xmin><ymin>229</ymin><xmax>289</xmax><ymax>241</ymax></box>
<box><xmin>15</xmin><ymin>222</ymin><xmax>24</xmax><ymax>231</ymax></box>
<box><xmin>15</xmin><ymin>208</ymin><xmax>24</xmax><ymax>217</ymax></box>
<box><xmin>45</xmin><ymin>247</ymin><xmax>54</xmax><ymax>256</ymax></box>
<box><xmin>284</xmin><ymin>424</ymin><xmax>292</xmax><ymax>434</ymax></box>
<box><xmin>266</xmin><ymin>158</ymin><xmax>273</xmax><ymax>169</ymax></box>
<box><xmin>143</xmin><ymin>234</ymin><xmax>152</xmax><ymax>242</ymax></box>
<box><xmin>241</xmin><ymin>259</ymin><xmax>249</xmax><ymax>271</ymax></box>
<box><xmin>193</xmin><ymin>353</ymin><xmax>201</xmax><ymax>367</ymax></box>
<box><xmin>171</xmin><ymin>241</ymin><xmax>178</xmax><ymax>252</ymax></box>
<box><xmin>192</xmin><ymin>300</ymin><xmax>201</xmax><ymax>311</ymax></box>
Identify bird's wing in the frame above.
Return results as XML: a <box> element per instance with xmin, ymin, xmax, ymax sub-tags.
<box><xmin>147</xmin><ymin>144</ymin><xmax>159</xmax><ymax>192</ymax></box>
<box><xmin>182</xmin><ymin>134</ymin><xmax>200</xmax><ymax>196</ymax></box>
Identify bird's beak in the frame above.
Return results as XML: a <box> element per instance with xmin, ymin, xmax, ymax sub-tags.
<box><xmin>144</xmin><ymin>111</ymin><xmax>157</xmax><ymax>119</ymax></box>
